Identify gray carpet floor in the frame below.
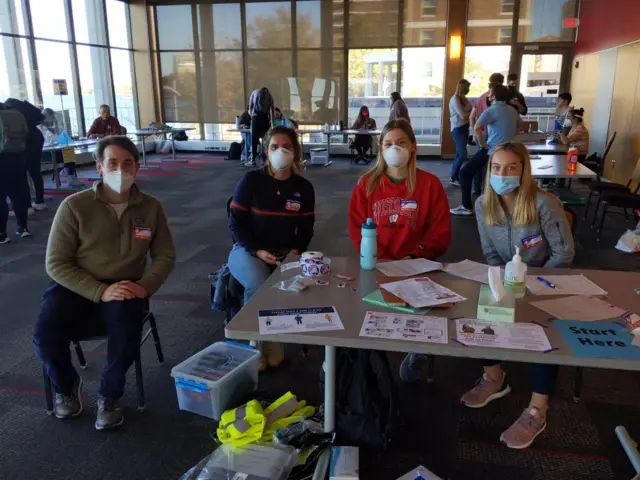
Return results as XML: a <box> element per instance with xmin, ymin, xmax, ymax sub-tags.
<box><xmin>0</xmin><ymin>153</ymin><xmax>639</xmax><ymax>480</ymax></box>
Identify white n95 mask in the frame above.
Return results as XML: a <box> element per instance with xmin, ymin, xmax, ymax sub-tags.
<box><xmin>269</xmin><ymin>148</ymin><xmax>294</xmax><ymax>170</ymax></box>
<box><xmin>103</xmin><ymin>170</ymin><xmax>135</xmax><ymax>194</ymax></box>
<box><xmin>383</xmin><ymin>145</ymin><xmax>410</xmax><ymax>168</ymax></box>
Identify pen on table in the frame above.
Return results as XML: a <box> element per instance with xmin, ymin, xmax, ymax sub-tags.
<box><xmin>536</xmin><ymin>276</ymin><xmax>556</xmax><ymax>289</ymax></box>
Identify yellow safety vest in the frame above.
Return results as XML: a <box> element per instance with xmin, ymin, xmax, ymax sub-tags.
<box><xmin>262</xmin><ymin>392</ymin><xmax>316</xmax><ymax>441</ymax></box>
<box><xmin>216</xmin><ymin>400</ymin><xmax>265</xmax><ymax>446</ymax></box>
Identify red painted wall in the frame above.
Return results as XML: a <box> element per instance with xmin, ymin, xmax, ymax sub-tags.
<box><xmin>575</xmin><ymin>0</ymin><xmax>640</xmax><ymax>56</ymax></box>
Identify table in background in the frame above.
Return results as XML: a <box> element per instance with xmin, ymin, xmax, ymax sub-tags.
<box><xmin>227</xmin><ymin>128</ymin><xmax>324</xmax><ymax>161</ymax></box>
<box><xmin>531</xmin><ymin>154</ymin><xmax>597</xmax><ymax>180</ymax></box>
<box><xmin>127</xmin><ymin>128</ymin><xmax>196</xmax><ymax>167</ymax></box>
<box><xmin>524</xmin><ymin>142</ymin><xmax>569</xmax><ymax>155</ymax></box>
<box><xmin>42</xmin><ymin>139</ymin><xmax>99</xmax><ymax>189</ymax></box>
<box><xmin>322</xmin><ymin>129</ymin><xmax>382</xmax><ymax>160</ymax></box>
<box><xmin>226</xmin><ymin>256</ymin><xmax>640</xmax><ymax>434</ymax></box>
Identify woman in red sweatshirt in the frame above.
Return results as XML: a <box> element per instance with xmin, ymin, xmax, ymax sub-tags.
<box><xmin>348</xmin><ymin>118</ymin><xmax>451</xmax><ymax>261</ymax></box>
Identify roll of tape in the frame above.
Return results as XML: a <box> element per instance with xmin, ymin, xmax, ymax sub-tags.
<box><xmin>300</xmin><ymin>253</ymin><xmax>331</xmax><ymax>277</ymax></box>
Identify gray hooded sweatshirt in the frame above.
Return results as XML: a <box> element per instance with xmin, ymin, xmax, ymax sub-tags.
<box><xmin>474</xmin><ymin>192</ymin><xmax>575</xmax><ymax>268</ymax></box>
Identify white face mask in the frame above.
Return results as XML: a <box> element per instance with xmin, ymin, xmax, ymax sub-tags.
<box><xmin>103</xmin><ymin>170</ymin><xmax>135</xmax><ymax>194</ymax></box>
<box><xmin>383</xmin><ymin>145</ymin><xmax>410</xmax><ymax>168</ymax></box>
<box><xmin>269</xmin><ymin>147</ymin><xmax>294</xmax><ymax>171</ymax></box>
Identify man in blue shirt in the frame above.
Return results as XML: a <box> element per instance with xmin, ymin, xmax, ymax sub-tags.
<box><xmin>451</xmin><ymin>85</ymin><xmax>522</xmax><ymax>215</ymax></box>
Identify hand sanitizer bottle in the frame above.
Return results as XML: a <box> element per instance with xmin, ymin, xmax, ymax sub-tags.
<box><xmin>360</xmin><ymin>218</ymin><xmax>377</xmax><ymax>270</ymax></box>
<box><xmin>504</xmin><ymin>247</ymin><xmax>527</xmax><ymax>298</ymax></box>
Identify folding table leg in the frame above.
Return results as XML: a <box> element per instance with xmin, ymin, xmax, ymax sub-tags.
<box><xmin>324</xmin><ymin>345</ymin><xmax>336</xmax><ymax>433</ymax></box>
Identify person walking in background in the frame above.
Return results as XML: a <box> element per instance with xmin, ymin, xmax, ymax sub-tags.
<box><xmin>389</xmin><ymin>92</ymin><xmax>410</xmax><ymax>124</ymax></box>
<box><xmin>248</xmin><ymin>87</ymin><xmax>275</xmax><ymax>167</ymax></box>
<box><xmin>449</xmin><ymin>79</ymin><xmax>472</xmax><ymax>186</ymax></box>
<box><xmin>559</xmin><ymin>108</ymin><xmax>590</xmax><ymax>161</ymax></box>
<box><xmin>5</xmin><ymin>98</ymin><xmax>47</xmax><ymax>211</ymax></box>
<box><xmin>238</xmin><ymin>106</ymin><xmax>252</xmax><ymax>164</ymax></box>
<box><xmin>87</xmin><ymin>105</ymin><xmax>122</xmax><ymax>139</ymax></box>
<box><xmin>469</xmin><ymin>73</ymin><xmax>504</xmax><ymax>139</ymax></box>
<box><xmin>451</xmin><ymin>85</ymin><xmax>522</xmax><ymax>216</ymax></box>
<box><xmin>351</xmin><ymin>105</ymin><xmax>377</xmax><ymax>163</ymax></box>
<box><xmin>506</xmin><ymin>73</ymin><xmax>528</xmax><ymax>115</ymax></box>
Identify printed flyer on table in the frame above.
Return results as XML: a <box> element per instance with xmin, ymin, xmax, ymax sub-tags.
<box><xmin>359</xmin><ymin>311</ymin><xmax>448</xmax><ymax>344</ymax></box>
<box><xmin>455</xmin><ymin>319</ymin><xmax>552</xmax><ymax>351</ymax></box>
<box><xmin>258</xmin><ymin>306</ymin><xmax>344</xmax><ymax>334</ymax></box>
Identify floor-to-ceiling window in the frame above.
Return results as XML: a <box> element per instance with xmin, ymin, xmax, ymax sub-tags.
<box><xmin>0</xmin><ymin>0</ymin><xmax>137</xmax><ymax>136</ymax></box>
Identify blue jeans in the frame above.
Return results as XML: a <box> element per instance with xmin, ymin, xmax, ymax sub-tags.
<box><xmin>241</xmin><ymin>132</ymin><xmax>252</xmax><ymax>161</ymax></box>
<box><xmin>459</xmin><ymin>148</ymin><xmax>489</xmax><ymax>209</ymax></box>
<box><xmin>228</xmin><ymin>244</ymin><xmax>276</xmax><ymax>303</ymax></box>
<box><xmin>483</xmin><ymin>360</ymin><xmax>559</xmax><ymax>396</ymax></box>
<box><xmin>450</xmin><ymin>124</ymin><xmax>469</xmax><ymax>182</ymax></box>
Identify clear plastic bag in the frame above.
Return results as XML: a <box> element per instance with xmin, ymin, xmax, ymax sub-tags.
<box><xmin>179</xmin><ymin>443</ymin><xmax>298</xmax><ymax>480</ymax></box>
<box><xmin>272</xmin><ymin>274</ymin><xmax>315</xmax><ymax>292</ymax></box>
<box><xmin>615</xmin><ymin>229</ymin><xmax>640</xmax><ymax>253</ymax></box>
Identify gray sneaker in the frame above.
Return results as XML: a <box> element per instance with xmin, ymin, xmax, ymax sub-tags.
<box><xmin>95</xmin><ymin>397</ymin><xmax>124</xmax><ymax>430</ymax></box>
<box><xmin>54</xmin><ymin>374</ymin><xmax>83</xmax><ymax>419</ymax></box>
<box><xmin>399</xmin><ymin>353</ymin><xmax>429</xmax><ymax>382</ymax></box>
<box><xmin>460</xmin><ymin>372</ymin><xmax>511</xmax><ymax>408</ymax></box>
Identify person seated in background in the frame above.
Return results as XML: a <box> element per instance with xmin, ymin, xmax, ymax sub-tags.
<box><xmin>228</xmin><ymin>126</ymin><xmax>315</xmax><ymax>372</ymax></box>
<box><xmin>559</xmin><ymin>108</ymin><xmax>590</xmax><ymax>162</ymax></box>
<box><xmin>40</xmin><ymin>108</ymin><xmax>58</xmax><ymax>139</ymax></box>
<box><xmin>87</xmin><ymin>104</ymin><xmax>122</xmax><ymax>139</ymax></box>
<box><xmin>550</xmin><ymin>93</ymin><xmax>572</xmax><ymax>144</ymax></box>
<box><xmin>273</xmin><ymin>107</ymin><xmax>294</xmax><ymax>128</ymax></box>
<box><xmin>40</xmin><ymin>107</ymin><xmax>83</xmax><ymax>187</ymax></box>
<box><xmin>451</xmin><ymin>85</ymin><xmax>522</xmax><ymax>216</ymax></box>
<box><xmin>506</xmin><ymin>73</ymin><xmax>528</xmax><ymax>115</ymax></box>
<box><xmin>350</xmin><ymin>105</ymin><xmax>377</xmax><ymax>162</ymax></box>
<box><xmin>462</xmin><ymin>142</ymin><xmax>574</xmax><ymax>450</ymax></box>
<box><xmin>33</xmin><ymin>136</ymin><xmax>175</xmax><ymax>430</ymax></box>
<box><xmin>348</xmin><ymin>119</ymin><xmax>451</xmax><ymax>380</ymax></box>
<box><xmin>389</xmin><ymin>92</ymin><xmax>410</xmax><ymax>123</ymax></box>
<box><xmin>238</xmin><ymin>106</ymin><xmax>252</xmax><ymax>164</ymax></box>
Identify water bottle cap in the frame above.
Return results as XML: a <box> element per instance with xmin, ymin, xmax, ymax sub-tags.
<box><xmin>362</xmin><ymin>218</ymin><xmax>377</xmax><ymax>230</ymax></box>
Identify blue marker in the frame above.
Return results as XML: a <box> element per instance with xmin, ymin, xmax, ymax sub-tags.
<box><xmin>536</xmin><ymin>276</ymin><xmax>556</xmax><ymax>289</ymax></box>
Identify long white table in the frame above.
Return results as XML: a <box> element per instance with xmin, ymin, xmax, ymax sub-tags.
<box><xmin>531</xmin><ymin>154</ymin><xmax>597</xmax><ymax>180</ymax></box>
<box><xmin>524</xmin><ymin>142</ymin><xmax>569</xmax><ymax>154</ymax></box>
<box><xmin>42</xmin><ymin>139</ymin><xmax>99</xmax><ymax>188</ymax></box>
<box><xmin>127</xmin><ymin>128</ymin><xmax>196</xmax><ymax>167</ymax></box>
<box><xmin>226</xmin><ymin>257</ymin><xmax>640</xmax><ymax>436</ymax></box>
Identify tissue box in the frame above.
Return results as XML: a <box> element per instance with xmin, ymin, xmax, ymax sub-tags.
<box><xmin>330</xmin><ymin>446</ymin><xmax>359</xmax><ymax>480</ymax></box>
<box><xmin>477</xmin><ymin>285</ymin><xmax>515</xmax><ymax>323</ymax></box>
<box><xmin>396</xmin><ymin>465</ymin><xmax>443</xmax><ymax>480</ymax></box>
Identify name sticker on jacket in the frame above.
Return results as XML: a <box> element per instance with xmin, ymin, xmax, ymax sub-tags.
<box><xmin>400</xmin><ymin>200</ymin><xmax>418</xmax><ymax>212</ymax></box>
<box><xmin>521</xmin><ymin>233</ymin><xmax>543</xmax><ymax>249</ymax></box>
<box><xmin>133</xmin><ymin>226</ymin><xmax>152</xmax><ymax>240</ymax></box>
<box><xmin>285</xmin><ymin>199</ymin><xmax>301</xmax><ymax>212</ymax></box>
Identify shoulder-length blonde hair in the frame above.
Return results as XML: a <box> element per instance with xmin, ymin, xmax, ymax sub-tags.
<box><xmin>483</xmin><ymin>141</ymin><xmax>542</xmax><ymax>226</ymax></box>
<box><xmin>360</xmin><ymin>119</ymin><xmax>417</xmax><ymax>197</ymax></box>
<box><xmin>263</xmin><ymin>126</ymin><xmax>305</xmax><ymax>173</ymax></box>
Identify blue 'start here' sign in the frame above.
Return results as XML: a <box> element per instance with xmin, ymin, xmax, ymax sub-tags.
<box><xmin>554</xmin><ymin>320</ymin><xmax>640</xmax><ymax>360</ymax></box>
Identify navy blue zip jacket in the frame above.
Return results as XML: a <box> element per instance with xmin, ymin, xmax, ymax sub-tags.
<box><xmin>229</xmin><ymin>168</ymin><xmax>315</xmax><ymax>254</ymax></box>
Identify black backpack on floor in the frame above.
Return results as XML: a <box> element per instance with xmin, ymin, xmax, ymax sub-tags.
<box><xmin>323</xmin><ymin>348</ymin><xmax>399</xmax><ymax>450</ymax></box>
<box><xmin>227</xmin><ymin>141</ymin><xmax>242</xmax><ymax>160</ymax></box>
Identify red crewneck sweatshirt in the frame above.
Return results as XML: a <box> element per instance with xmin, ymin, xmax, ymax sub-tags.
<box><xmin>348</xmin><ymin>169</ymin><xmax>451</xmax><ymax>260</ymax></box>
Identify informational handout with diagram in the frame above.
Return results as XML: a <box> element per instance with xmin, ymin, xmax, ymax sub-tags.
<box><xmin>380</xmin><ymin>277</ymin><xmax>466</xmax><ymax>308</ymax></box>
<box><xmin>258</xmin><ymin>306</ymin><xmax>344</xmax><ymax>334</ymax></box>
<box><xmin>455</xmin><ymin>319</ymin><xmax>552</xmax><ymax>351</ymax></box>
<box><xmin>359</xmin><ymin>311</ymin><xmax>448</xmax><ymax>344</ymax></box>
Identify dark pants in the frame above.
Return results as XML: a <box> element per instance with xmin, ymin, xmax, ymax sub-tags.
<box><xmin>460</xmin><ymin>148</ymin><xmax>489</xmax><ymax>209</ymax></box>
<box><xmin>251</xmin><ymin>114</ymin><xmax>270</xmax><ymax>165</ymax></box>
<box><xmin>33</xmin><ymin>282</ymin><xmax>145</xmax><ymax>399</ymax></box>
<box><xmin>0</xmin><ymin>153</ymin><xmax>29</xmax><ymax>233</ymax></box>
<box><xmin>353</xmin><ymin>135</ymin><xmax>373</xmax><ymax>157</ymax></box>
<box><xmin>482</xmin><ymin>360</ymin><xmax>559</xmax><ymax>396</ymax></box>
<box><xmin>450</xmin><ymin>124</ymin><xmax>469</xmax><ymax>182</ymax></box>
<box><xmin>26</xmin><ymin>135</ymin><xmax>45</xmax><ymax>204</ymax></box>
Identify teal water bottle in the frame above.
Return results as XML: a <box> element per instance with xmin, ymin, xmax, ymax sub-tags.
<box><xmin>360</xmin><ymin>218</ymin><xmax>377</xmax><ymax>270</ymax></box>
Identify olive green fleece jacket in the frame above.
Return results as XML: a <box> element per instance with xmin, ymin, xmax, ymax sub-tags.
<box><xmin>45</xmin><ymin>182</ymin><xmax>176</xmax><ymax>303</ymax></box>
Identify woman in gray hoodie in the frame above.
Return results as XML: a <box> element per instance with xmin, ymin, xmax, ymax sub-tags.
<box><xmin>461</xmin><ymin>141</ymin><xmax>575</xmax><ymax>450</ymax></box>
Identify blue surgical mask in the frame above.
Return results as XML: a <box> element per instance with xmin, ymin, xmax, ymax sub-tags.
<box><xmin>490</xmin><ymin>174</ymin><xmax>520</xmax><ymax>195</ymax></box>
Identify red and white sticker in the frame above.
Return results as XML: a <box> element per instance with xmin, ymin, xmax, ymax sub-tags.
<box><xmin>285</xmin><ymin>199</ymin><xmax>301</xmax><ymax>212</ymax></box>
<box><xmin>133</xmin><ymin>226</ymin><xmax>152</xmax><ymax>240</ymax></box>
<box><xmin>521</xmin><ymin>233</ymin><xmax>543</xmax><ymax>249</ymax></box>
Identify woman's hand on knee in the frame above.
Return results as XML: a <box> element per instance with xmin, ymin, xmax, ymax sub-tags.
<box><xmin>256</xmin><ymin>249</ymin><xmax>279</xmax><ymax>265</ymax></box>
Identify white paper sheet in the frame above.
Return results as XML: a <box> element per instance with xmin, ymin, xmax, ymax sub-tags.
<box><xmin>380</xmin><ymin>277</ymin><xmax>467</xmax><ymax>308</ymax></box>
<box><xmin>444</xmin><ymin>260</ymin><xmax>491</xmax><ymax>284</ymax></box>
<box><xmin>525</xmin><ymin>274</ymin><xmax>608</xmax><ymax>296</ymax></box>
<box><xmin>455</xmin><ymin>319</ymin><xmax>552</xmax><ymax>352</ymax></box>
<box><xmin>530</xmin><ymin>295</ymin><xmax>626</xmax><ymax>321</ymax></box>
<box><xmin>376</xmin><ymin>258</ymin><xmax>443</xmax><ymax>277</ymax></box>
<box><xmin>258</xmin><ymin>306</ymin><xmax>344</xmax><ymax>334</ymax></box>
<box><xmin>359</xmin><ymin>311</ymin><xmax>448</xmax><ymax>344</ymax></box>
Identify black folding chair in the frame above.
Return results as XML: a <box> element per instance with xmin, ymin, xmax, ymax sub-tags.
<box><xmin>43</xmin><ymin>301</ymin><xmax>164</xmax><ymax>414</ymax></box>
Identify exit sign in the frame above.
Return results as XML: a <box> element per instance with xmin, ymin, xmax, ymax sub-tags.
<box><xmin>563</xmin><ymin>17</ymin><xmax>579</xmax><ymax>28</ymax></box>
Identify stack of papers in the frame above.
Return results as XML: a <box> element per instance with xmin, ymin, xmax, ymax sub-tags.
<box><xmin>526</xmin><ymin>275</ymin><xmax>607</xmax><ymax>296</ymax></box>
<box><xmin>376</xmin><ymin>258</ymin><xmax>443</xmax><ymax>277</ymax></box>
<box><xmin>359</xmin><ymin>311</ymin><xmax>448</xmax><ymax>343</ymax></box>
<box><xmin>530</xmin><ymin>296</ymin><xmax>626</xmax><ymax>321</ymax></box>
<box><xmin>444</xmin><ymin>260</ymin><xmax>494</xmax><ymax>284</ymax></box>
<box><xmin>380</xmin><ymin>277</ymin><xmax>466</xmax><ymax>308</ymax></box>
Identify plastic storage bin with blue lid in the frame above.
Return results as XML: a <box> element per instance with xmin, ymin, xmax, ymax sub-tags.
<box><xmin>171</xmin><ymin>342</ymin><xmax>260</xmax><ymax>420</ymax></box>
